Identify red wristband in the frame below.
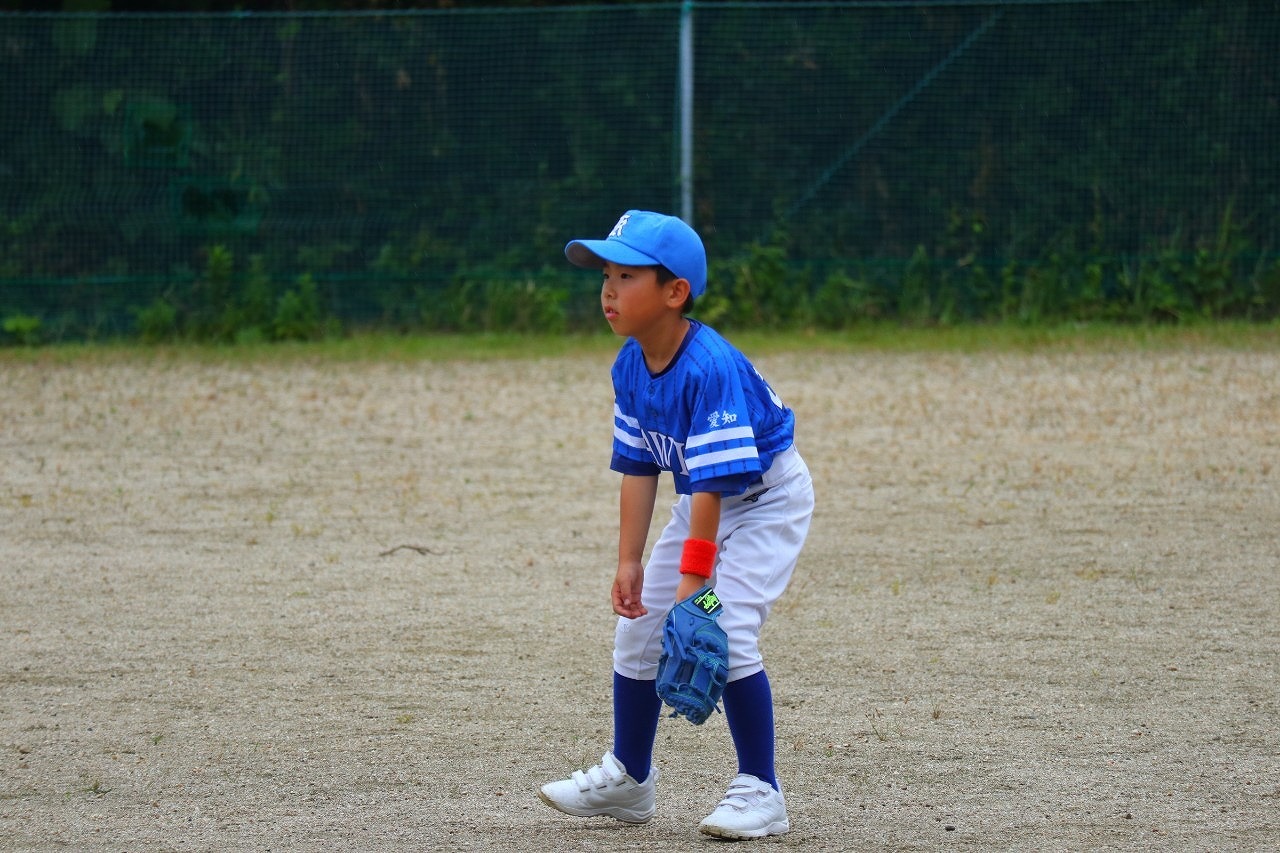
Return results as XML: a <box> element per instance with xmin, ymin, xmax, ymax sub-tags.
<box><xmin>679</xmin><ymin>538</ymin><xmax>717</xmax><ymax>578</ymax></box>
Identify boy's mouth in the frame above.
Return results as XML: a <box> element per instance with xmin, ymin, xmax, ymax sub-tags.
<box><xmin>603</xmin><ymin>307</ymin><xmax>619</xmax><ymax>320</ymax></box>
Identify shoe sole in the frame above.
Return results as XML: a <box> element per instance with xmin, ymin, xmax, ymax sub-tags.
<box><xmin>537</xmin><ymin>789</ymin><xmax>655</xmax><ymax>824</ymax></box>
<box><xmin>698</xmin><ymin>819</ymin><xmax>790</xmax><ymax>839</ymax></box>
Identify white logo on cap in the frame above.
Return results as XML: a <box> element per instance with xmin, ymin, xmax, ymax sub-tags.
<box><xmin>608</xmin><ymin>214</ymin><xmax>631</xmax><ymax>239</ymax></box>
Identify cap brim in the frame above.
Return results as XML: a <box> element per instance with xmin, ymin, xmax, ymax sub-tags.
<box><xmin>565</xmin><ymin>239</ymin><xmax>660</xmax><ymax>270</ymax></box>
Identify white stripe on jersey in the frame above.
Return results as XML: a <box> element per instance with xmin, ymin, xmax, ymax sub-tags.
<box><xmin>687</xmin><ymin>446</ymin><xmax>760</xmax><ymax>470</ymax></box>
<box><xmin>613</xmin><ymin>425</ymin><xmax>648</xmax><ymax>449</ymax></box>
<box><xmin>686</xmin><ymin>425</ymin><xmax>755</xmax><ymax>449</ymax></box>
<box><xmin>613</xmin><ymin>404</ymin><xmax>648</xmax><ymax>448</ymax></box>
<box><xmin>614</xmin><ymin>404</ymin><xmax>640</xmax><ymax>427</ymax></box>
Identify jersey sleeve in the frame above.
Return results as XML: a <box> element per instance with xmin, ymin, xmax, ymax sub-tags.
<box><xmin>682</xmin><ymin>362</ymin><xmax>764</xmax><ymax>495</ymax></box>
<box><xmin>610</xmin><ymin>402</ymin><xmax>661</xmax><ymax>476</ymax></box>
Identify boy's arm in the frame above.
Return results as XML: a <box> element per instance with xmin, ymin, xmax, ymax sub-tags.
<box><xmin>613</xmin><ymin>473</ymin><xmax>659</xmax><ymax>618</ymax></box>
<box><xmin>677</xmin><ymin>490</ymin><xmax>722</xmax><ymax>602</ymax></box>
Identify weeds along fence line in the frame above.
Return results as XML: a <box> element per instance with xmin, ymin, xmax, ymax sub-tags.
<box><xmin>1</xmin><ymin>2</ymin><xmax>1277</xmax><ymax>343</ymax></box>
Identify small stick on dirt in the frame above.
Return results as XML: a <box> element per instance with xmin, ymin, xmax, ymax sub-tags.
<box><xmin>378</xmin><ymin>544</ymin><xmax>441</xmax><ymax>557</ymax></box>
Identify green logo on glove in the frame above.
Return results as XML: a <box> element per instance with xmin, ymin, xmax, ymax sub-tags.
<box><xmin>692</xmin><ymin>588</ymin><xmax>722</xmax><ymax>615</ymax></box>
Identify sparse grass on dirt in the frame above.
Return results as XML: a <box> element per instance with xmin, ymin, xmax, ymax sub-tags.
<box><xmin>4</xmin><ymin>320</ymin><xmax>1278</xmax><ymax>367</ymax></box>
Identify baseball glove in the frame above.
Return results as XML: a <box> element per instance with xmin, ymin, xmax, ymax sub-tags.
<box><xmin>655</xmin><ymin>586</ymin><xmax>729</xmax><ymax>725</ymax></box>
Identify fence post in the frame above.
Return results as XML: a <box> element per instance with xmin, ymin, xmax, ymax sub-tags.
<box><xmin>679</xmin><ymin>0</ymin><xmax>695</xmax><ymax>225</ymax></box>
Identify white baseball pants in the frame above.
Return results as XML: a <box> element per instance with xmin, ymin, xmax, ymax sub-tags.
<box><xmin>613</xmin><ymin>445</ymin><xmax>814</xmax><ymax>683</ymax></box>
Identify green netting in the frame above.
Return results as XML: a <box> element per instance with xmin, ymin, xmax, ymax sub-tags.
<box><xmin>1</xmin><ymin>2</ymin><xmax>1278</xmax><ymax>339</ymax></box>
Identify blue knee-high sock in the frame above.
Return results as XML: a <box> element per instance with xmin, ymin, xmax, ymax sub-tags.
<box><xmin>612</xmin><ymin>672</ymin><xmax>661</xmax><ymax>782</ymax></box>
<box><xmin>723</xmin><ymin>670</ymin><xmax>779</xmax><ymax>790</ymax></box>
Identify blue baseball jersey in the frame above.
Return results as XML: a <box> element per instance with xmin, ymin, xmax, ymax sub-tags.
<box><xmin>610</xmin><ymin>320</ymin><xmax>796</xmax><ymax>496</ymax></box>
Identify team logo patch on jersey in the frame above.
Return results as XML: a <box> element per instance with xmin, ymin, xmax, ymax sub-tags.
<box><xmin>692</xmin><ymin>588</ymin><xmax>722</xmax><ymax>616</ymax></box>
<box><xmin>641</xmin><ymin>429</ymin><xmax>689</xmax><ymax>474</ymax></box>
<box><xmin>707</xmin><ymin>409</ymin><xmax>739</xmax><ymax>429</ymax></box>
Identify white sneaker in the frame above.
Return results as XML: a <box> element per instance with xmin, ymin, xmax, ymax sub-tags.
<box><xmin>698</xmin><ymin>774</ymin><xmax>790</xmax><ymax>839</ymax></box>
<box><xmin>538</xmin><ymin>752</ymin><xmax>657</xmax><ymax>824</ymax></box>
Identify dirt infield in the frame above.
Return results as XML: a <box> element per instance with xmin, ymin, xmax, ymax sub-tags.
<box><xmin>2</xmin><ymin>344</ymin><xmax>1278</xmax><ymax>851</ymax></box>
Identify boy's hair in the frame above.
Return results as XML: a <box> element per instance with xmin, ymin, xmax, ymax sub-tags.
<box><xmin>655</xmin><ymin>264</ymin><xmax>695</xmax><ymax>314</ymax></box>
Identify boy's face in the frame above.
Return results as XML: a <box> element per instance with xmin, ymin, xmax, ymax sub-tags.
<box><xmin>600</xmin><ymin>262</ymin><xmax>686</xmax><ymax>338</ymax></box>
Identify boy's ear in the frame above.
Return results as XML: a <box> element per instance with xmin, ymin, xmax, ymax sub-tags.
<box><xmin>666</xmin><ymin>277</ymin><xmax>692</xmax><ymax>307</ymax></box>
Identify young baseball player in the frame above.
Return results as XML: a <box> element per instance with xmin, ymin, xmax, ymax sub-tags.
<box><xmin>538</xmin><ymin>210</ymin><xmax>814</xmax><ymax>839</ymax></box>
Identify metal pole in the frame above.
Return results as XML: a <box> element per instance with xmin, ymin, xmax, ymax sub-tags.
<box><xmin>679</xmin><ymin>0</ymin><xmax>694</xmax><ymax>224</ymax></box>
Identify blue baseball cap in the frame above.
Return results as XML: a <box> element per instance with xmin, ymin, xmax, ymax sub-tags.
<box><xmin>565</xmin><ymin>210</ymin><xmax>708</xmax><ymax>298</ymax></box>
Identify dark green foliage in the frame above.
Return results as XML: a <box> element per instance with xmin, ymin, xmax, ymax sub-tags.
<box><xmin>702</xmin><ymin>243</ymin><xmax>801</xmax><ymax>330</ymax></box>
<box><xmin>811</xmin><ymin>270</ymin><xmax>885</xmax><ymax>329</ymax></box>
<box><xmin>272</xmin><ymin>274</ymin><xmax>329</xmax><ymax>342</ymax></box>
<box><xmin>2</xmin><ymin>313</ymin><xmax>42</xmax><ymax>346</ymax></box>
<box><xmin>132</xmin><ymin>297</ymin><xmax>177</xmax><ymax>343</ymax></box>
<box><xmin>0</xmin><ymin>4</ymin><xmax>1277</xmax><ymax>344</ymax></box>
<box><xmin>425</xmin><ymin>267</ymin><xmax>571</xmax><ymax>334</ymax></box>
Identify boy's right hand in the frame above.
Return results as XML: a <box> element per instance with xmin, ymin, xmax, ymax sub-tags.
<box><xmin>612</xmin><ymin>562</ymin><xmax>647</xmax><ymax>618</ymax></box>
